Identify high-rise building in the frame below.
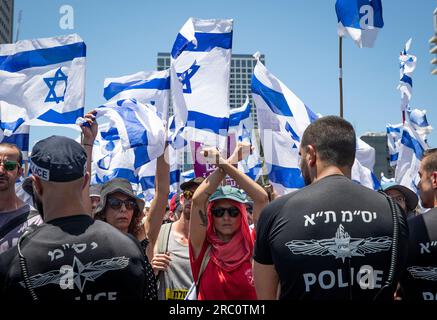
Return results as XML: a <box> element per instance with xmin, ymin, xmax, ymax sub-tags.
<box><xmin>157</xmin><ymin>52</ymin><xmax>265</xmax><ymax>127</ymax></box>
<box><xmin>430</xmin><ymin>7</ymin><xmax>437</xmax><ymax>75</ymax></box>
<box><xmin>360</xmin><ymin>133</ymin><xmax>393</xmax><ymax>180</ymax></box>
<box><xmin>0</xmin><ymin>0</ymin><xmax>13</xmax><ymax>44</ymax></box>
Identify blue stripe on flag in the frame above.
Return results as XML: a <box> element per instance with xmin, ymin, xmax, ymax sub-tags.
<box><xmin>114</xmin><ymin>104</ymin><xmax>148</xmax><ymax>148</ymax></box>
<box><xmin>36</xmin><ymin>107</ymin><xmax>84</xmax><ymax>124</ymax></box>
<box><xmin>171</xmin><ymin>32</ymin><xmax>232</xmax><ymax>59</ymax></box>
<box><xmin>251</xmin><ymin>75</ymin><xmax>293</xmax><ymax>117</ymax></box>
<box><xmin>335</xmin><ymin>0</ymin><xmax>384</xmax><ymax>29</ymax></box>
<box><xmin>103</xmin><ymin>77</ymin><xmax>170</xmax><ymax>101</ymax></box>
<box><xmin>170</xmin><ymin>169</ymin><xmax>181</xmax><ymax>185</ymax></box>
<box><xmin>372</xmin><ymin>173</ymin><xmax>381</xmax><ymax>190</ymax></box>
<box><xmin>1</xmin><ymin>133</ymin><xmax>29</xmax><ymax>151</ymax></box>
<box><xmin>186</xmin><ymin>111</ymin><xmax>229</xmax><ymax>135</ymax></box>
<box><xmin>387</xmin><ymin>126</ymin><xmax>401</xmax><ymax>134</ymax></box>
<box><xmin>401</xmin><ymin>130</ymin><xmax>424</xmax><ymax>159</ymax></box>
<box><xmin>390</xmin><ymin>153</ymin><xmax>399</xmax><ymax>162</ymax></box>
<box><xmin>229</xmin><ymin>104</ymin><xmax>251</xmax><ymax>127</ymax></box>
<box><xmin>139</xmin><ymin>176</ymin><xmax>155</xmax><ymax>190</ymax></box>
<box><xmin>400</xmin><ymin>74</ymin><xmax>413</xmax><ymax>87</ymax></box>
<box><xmin>268</xmin><ymin>164</ymin><xmax>305</xmax><ymax>189</ymax></box>
<box><xmin>246</xmin><ymin>163</ymin><xmax>262</xmax><ymax>181</ymax></box>
<box><xmin>0</xmin><ymin>42</ymin><xmax>86</xmax><ymax>73</ymax></box>
<box><xmin>96</xmin><ymin>168</ymin><xmax>138</xmax><ymax>184</ymax></box>
<box><xmin>0</xmin><ymin>118</ymin><xmax>25</xmax><ymax>133</ymax></box>
<box><xmin>305</xmin><ymin>105</ymin><xmax>318</xmax><ymax>123</ymax></box>
<box><xmin>133</xmin><ymin>146</ymin><xmax>150</xmax><ymax>169</ymax></box>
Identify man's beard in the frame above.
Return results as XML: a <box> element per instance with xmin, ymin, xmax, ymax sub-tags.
<box><xmin>32</xmin><ymin>193</ymin><xmax>44</xmax><ymax>220</ymax></box>
<box><xmin>300</xmin><ymin>161</ymin><xmax>312</xmax><ymax>186</ymax></box>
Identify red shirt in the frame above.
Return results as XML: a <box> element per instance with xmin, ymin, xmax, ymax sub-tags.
<box><xmin>190</xmin><ymin>241</ymin><xmax>257</xmax><ymax>300</ymax></box>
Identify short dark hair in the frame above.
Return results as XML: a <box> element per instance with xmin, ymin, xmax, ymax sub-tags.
<box><xmin>0</xmin><ymin>142</ymin><xmax>23</xmax><ymax>165</ymax></box>
<box><xmin>422</xmin><ymin>148</ymin><xmax>437</xmax><ymax>174</ymax></box>
<box><xmin>301</xmin><ymin>116</ymin><xmax>356</xmax><ymax>168</ymax></box>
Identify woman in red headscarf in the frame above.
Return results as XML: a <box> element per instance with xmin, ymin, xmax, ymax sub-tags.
<box><xmin>189</xmin><ymin>143</ymin><xmax>269</xmax><ymax>300</ymax></box>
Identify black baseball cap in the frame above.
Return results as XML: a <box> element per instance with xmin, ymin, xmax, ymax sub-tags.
<box><xmin>30</xmin><ymin>136</ymin><xmax>87</xmax><ymax>182</ymax></box>
<box><xmin>180</xmin><ymin>176</ymin><xmax>205</xmax><ymax>191</ymax></box>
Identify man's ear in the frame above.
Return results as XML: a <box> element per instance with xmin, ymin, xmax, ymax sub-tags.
<box><xmin>432</xmin><ymin>171</ymin><xmax>437</xmax><ymax>189</ymax></box>
<box><xmin>179</xmin><ymin>193</ymin><xmax>184</xmax><ymax>205</ymax></box>
<box><xmin>31</xmin><ymin>175</ymin><xmax>43</xmax><ymax>197</ymax></box>
<box><xmin>82</xmin><ymin>172</ymin><xmax>90</xmax><ymax>190</ymax></box>
<box><xmin>306</xmin><ymin>145</ymin><xmax>317</xmax><ymax>167</ymax></box>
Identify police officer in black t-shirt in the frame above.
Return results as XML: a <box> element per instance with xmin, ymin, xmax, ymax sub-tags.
<box><xmin>0</xmin><ymin>136</ymin><xmax>149</xmax><ymax>301</ymax></box>
<box><xmin>400</xmin><ymin>148</ymin><xmax>437</xmax><ymax>301</ymax></box>
<box><xmin>254</xmin><ymin>116</ymin><xmax>408</xmax><ymax>300</ymax></box>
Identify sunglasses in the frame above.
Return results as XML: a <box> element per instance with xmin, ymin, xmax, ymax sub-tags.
<box><xmin>211</xmin><ymin>207</ymin><xmax>240</xmax><ymax>218</ymax></box>
<box><xmin>107</xmin><ymin>198</ymin><xmax>138</xmax><ymax>210</ymax></box>
<box><xmin>183</xmin><ymin>190</ymin><xmax>194</xmax><ymax>200</ymax></box>
<box><xmin>1</xmin><ymin>160</ymin><xmax>20</xmax><ymax>171</ymax></box>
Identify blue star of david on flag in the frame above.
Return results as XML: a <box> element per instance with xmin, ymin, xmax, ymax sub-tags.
<box><xmin>176</xmin><ymin>61</ymin><xmax>200</xmax><ymax>94</ymax></box>
<box><xmin>285</xmin><ymin>122</ymin><xmax>299</xmax><ymax>149</ymax></box>
<box><xmin>44</xmin><ymin>67</ymin><xmax>68</xmax><ymax>104</ymax></box>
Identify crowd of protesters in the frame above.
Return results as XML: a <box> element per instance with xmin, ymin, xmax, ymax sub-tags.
<box><xmin>0</xmin><ymin>114</ymin><xmax>436</xmax><ymax>301</ymax></box>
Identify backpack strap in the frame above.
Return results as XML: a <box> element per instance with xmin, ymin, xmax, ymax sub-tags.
<box><xmin>156</xmin><ymin>222</ymin><xmax>173</xmax><ymax>254</ymax></box>
<box><xmin>196</xmin><ymin>245</ymin><xmax>212</xmax><ymax>286</ymax></box>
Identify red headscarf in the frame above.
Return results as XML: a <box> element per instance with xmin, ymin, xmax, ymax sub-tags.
<box><xmin>206</xmin><ymin>200</ymin><xmax>253</xmax><ymax>272</ymax></box>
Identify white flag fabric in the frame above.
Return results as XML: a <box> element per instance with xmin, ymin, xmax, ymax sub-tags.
<box><xmin>352</xmin><ymin>138</ymin><xmax>379</xmax><ymax>190</ymax></box>
<box><xmin>407</xmin><ymin>107</ymin><xmax>433</xmax><ymax>138</ymax></box>
<box><xmin>395</xmin><ymin>125</ymin><xmax>428</xmax><ymax>193</ymax></box>
<box><xmin>103</xmin><ymin>69</ymin><xmax>170</xmax><ymax>121</ymax></box>
<box><xmin>251</xmin><ymin>55</ymin><xmax>318</xmax><ymax>195</ymax></box>
<box><xmin>229</xmin><ymin>97</ymin><xmax>263</xmax><ymax>181</ymax></box>
<box><xmin>94</xmin><ymin>99</ymin><xmax>165</xmax><ymax>162</ymax></box>
<box><xmin>397</xmin><ymin>38</ymin><xmax>417</xmax><ymax>113</ymax></box>
<box><xmin>170</xmin><ymin>18</ymin><xmax>233</xmax><ymax>149</ymax></box>
<box><xmin>335</xmin><ymin>0</ymin><xmax>384</xmax><ymax>48</ymax></box>
<box><xmin>0</xmin><ymin>34</ymin><xmax>85</xmax><ymax>130</ymax></box>
<box><xmin>387</xmin><ymin>123</ymin><xmax>403</xmax><ymax>167</ymax></box>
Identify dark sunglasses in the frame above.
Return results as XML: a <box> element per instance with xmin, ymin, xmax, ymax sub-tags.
<box><xmin>1</xmin><ymin>160</ymin><xmax>20</xmax><ymax>171</ymax></box>
<box><xmin>183</xmin><ymin>190</ymin><xmax>194</xmax><ymax>200</ymax></box>
<box><xmin>107</xmin><ymin>198</ymin><xmax>138</xmax><ymax>210</ymax></box>
<box><xmin>211</xmin><ymin>207</ymin><xmax>240</xmax><ymax>218</ymax></box>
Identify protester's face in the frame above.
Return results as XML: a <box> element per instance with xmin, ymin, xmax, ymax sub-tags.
<box><xmin>181</xmin><ymin>187</ymin><xmax>196</xmax><ymax>220</ymax></box>
<box><xmin>0</xmin><ymin>146</ymin><xmax>22</xmax><ymax>192</ymax></box>
<box><xmin>299</xmin><ymin>146</ymin><xmax>312</xmax><ymax>186</ymax></box>
<box><xmin>211</xmin><ymin>199</ymin><xmax>241</xmax><ymax>242</ymax></box>
<box><xmin>418</xmin><ymin>161</ymin><xmax>435</xmax><ymax>208</ymax></box>
<box><xmin>90</xmin><ymin>196</ymin><xmax>100</xmax><ymax>213</ymax></box>
<box><xmin>103</xmin><ymin>192</ymin><xmax>136</xmax><ymax>233</ymax></box>
<box><xmin>385</xmin><ymin>189</ymin><xmax>407</xmax><ymax>213</ymax></box>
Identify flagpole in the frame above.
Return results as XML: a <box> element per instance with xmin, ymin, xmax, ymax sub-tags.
<box><xmin>339</xmin><ymin>36</ymin><xmax>344</xmax><ymax>118</ymax></box>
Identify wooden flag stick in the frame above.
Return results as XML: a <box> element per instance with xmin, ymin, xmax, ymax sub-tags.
<box><xmin>339</xmin><ymin>36</ymin><xmax>344</xmax><ymax>118</ymax></box>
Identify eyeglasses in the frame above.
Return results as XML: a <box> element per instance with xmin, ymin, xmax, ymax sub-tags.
<box><xmin>107</xmin><ymin>198</ymin><xmax>138</xmax><ymax>210</ymax></box>
<box><xmin>211</xmin><ymin>207</ymin><xmax>240</xmax><ymax>218</ymax></box>
<box><xmin>0</xmin><ymin>160</ymin><xmax>20</xmax><ymax>171</ymax></box>
<box><xmin>183</xmin><ymin>190</ymin><xmax>194</xmax><ymax>200</ymax></box>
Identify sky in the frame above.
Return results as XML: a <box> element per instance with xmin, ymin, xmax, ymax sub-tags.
<box><xmin>12</xmin><ymin>0</ymin><xmax>437</xmax><ymax>149</ymax></box>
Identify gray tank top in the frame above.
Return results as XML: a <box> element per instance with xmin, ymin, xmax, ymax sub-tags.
<box><xmin>157</xmin><ymin>227</ymin><xmax>193</xmax><ymax>300</ymax></box>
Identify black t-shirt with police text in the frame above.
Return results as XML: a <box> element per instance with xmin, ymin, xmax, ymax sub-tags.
<box><xmin>400</xmin><ymin>208</ymin><xmax>437</xmax><ymax>301</ymax></box>
<box><xmin>254</xmin><ymin>175</ymin><xmax>408</xmax><ymax>300</ymax></box>
<box><xmin>0</xmin><ymin>215</ymin><xmax>148</xmax><ymax>301</ymax></box>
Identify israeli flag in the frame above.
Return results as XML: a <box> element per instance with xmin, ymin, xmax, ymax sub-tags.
<box><xmin>251</xmin><ymin>54</ymin><xmax>317</xmax><ymax>195</ymax></box>
<box><xmin>387</xmin><ymin>123</ymin><xmax>403</xmax><ymax>167</ymax></box>
<box><xmin>397</xmin><ymin>38</ymin><xmax>417</xmax><ymax>112</ymax></box>
<box><xmin>181</xmin><ymin>169</ymin><xmax>195</xmax><ymax>181</ymax></box>
<box><xmin>355</xmin><ymin>137</ymin><xmax>375</xmax><ymax>171</ymax></box>
<box><xmin>94</xmin><ymin>99</ymin><xmax>165</xmax><ymax>161</ymax></box>
<box><xmin>103</xmin><ymin>69</ymin><xmax>170</xmax><ymax>121</ymax></box>
<box><xmin>229</xmin><ymin>97</ymin><xmax>263</xmax><ymax>181</ymax></box>
<box><xmin>0</xmin><ymin>122</ymin><xmax>30</xmax><ymax>160</ymax></box>
<box><xmin>170</xmin><ymin>18</ymin><xmax>233</xmax><ymax>149</ymax></box>
<box><xmin>0</xmin><ymin>34</ymin><xmax>85</xmax><ymax>130</ymax></box>
<box><xmin>395</xmin><ymin>124</ymin><xmax>428</xmax><ymax>193</ymax></box>
<box><xmin>92</xmin><ymin>124</ymin><xmax>139</xmax><ymax>186</ymax></box>
<box><xmin>137</xmin><ymin>144</ymin><xmax>182</xmax><ymax>200</ymax></box>
<box><xmin>407</xmin><ymin>107</ymin><xmax>433</xmax><ymax>137</ymax></box>
<box><xmin>335</xmin><ymin>0</ymin><xmax>384</xmax><ymax>48</ymax></box>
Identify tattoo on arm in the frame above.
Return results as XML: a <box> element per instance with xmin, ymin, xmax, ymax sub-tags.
<box><xmin>198</xmin><ymin>210</ymin><xmax>208</xmax><ymax>227</ymax></box>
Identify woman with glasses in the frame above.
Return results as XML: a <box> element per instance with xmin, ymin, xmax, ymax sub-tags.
<box><xmin>189</xmin><ymin>142</ymin><xmax>269</xmax><ymax>300</ymax></box>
